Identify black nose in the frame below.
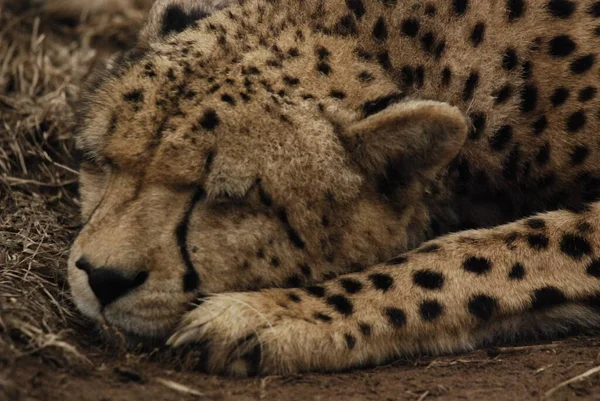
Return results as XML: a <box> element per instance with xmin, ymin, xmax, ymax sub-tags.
<box><xmin>76</xmin><ymin>257</ymin><xmax>148</xmax><ymax>306</ymax></box>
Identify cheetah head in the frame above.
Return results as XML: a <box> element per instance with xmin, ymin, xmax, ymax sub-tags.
<box><xmin>68</xmin><ymin>0</ymin><xmax>468</xmax><ymax>341</ymax></box>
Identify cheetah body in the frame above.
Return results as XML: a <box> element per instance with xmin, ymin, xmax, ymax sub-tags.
<box><xmin>68</xmin><ymin>0</ymin><xmax>600</xmax><ymax>375</ymax></box>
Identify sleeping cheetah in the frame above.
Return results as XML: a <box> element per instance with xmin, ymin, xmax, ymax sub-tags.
<box><xmin>68</xmin><ymin>0</ymin><xmax>600</xmax><ymax>375</ymax></box>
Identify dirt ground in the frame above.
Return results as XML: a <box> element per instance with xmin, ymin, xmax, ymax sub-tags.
<box><xmin>1</xmin><ymin>2</ymin><xmax>600</xmax><ymax>400</ymax></box>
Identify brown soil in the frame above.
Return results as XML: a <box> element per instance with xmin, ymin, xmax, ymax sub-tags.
<box><xmin>1</xmin><ymin>2</ymin><xmax>599</xmax><ymax>400</ymax></box>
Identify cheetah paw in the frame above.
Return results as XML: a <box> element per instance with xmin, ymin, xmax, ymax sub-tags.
<box><xmin>167</xmin><ymin>290</ymin><xmax>364</xmax><ymax>376</ymax></box>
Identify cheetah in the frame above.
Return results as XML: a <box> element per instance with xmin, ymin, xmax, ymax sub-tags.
<box><xmin>68</xmin><ymin>0</ymin><xmax>600</xmax><ymax>376</ymax></box>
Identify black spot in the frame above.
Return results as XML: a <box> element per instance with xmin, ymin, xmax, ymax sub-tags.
<box><xmin>419</xmin><ymin>300</ymin><xmax>444</xmax><ymax>321</ymax></box>
<box><xmin>330</xmin><ymin>90</ymin><xmax>347</xmax><ymax>99</ymax></box>
<box><xmin>521</xmin><ymin>60</ymin><xmax>533</xmax><ymax>80</ymax></box>
<box><xmin>453</xmin><ymin>0</ymin><xmax>469</xmax><ymax>15</ymax></box>
<box><xmin>490</xmin><ymin>125</ymin><xmax>513</xmax><ymax>151</ymax></box>
<box><xmin>384</xmin><ymin>307</ymin><xmax>407</xmax><ymax>327</ymax></box>
<box><xmin>469</xmin><ymin>112</ymin><xmax>486</xmax><ymax>140</ymax></box>
<box><xmin>413</xmin><ymin>269</ymin><xmax>444</xmax><ymax>290</ymax></box>
<box><xmin>346</xmin><ymin>0</ymin><xmax>366</xmax><ymax>19</ymax></box>
<box><xmin>270</xmin><ymin>257</ymin><xmax>280</xmax><ymax>267</ymax></box>
<box><xmin>300</xmin><ymin>263</ymin><xmax>311</xmax><ymax>277</ymax></box>
<box><xmin>161</xmin><ymin>5</ymin><xmax>207</xmax><ymax>36</ymax></box>
<box><xmin>548</xmin><ymin>35</ymin><xmax>576</xmax><ymax>57</ymax></box>
<box><xmin>358</xmin><ymin>71</ymin><xmax>374</xmax><ymax>82</ymax></box>
<box><xmin>369</xmin><ymin>273</ymin><xmax>394</xmax><ymax>291</ymax></box>
<box><xmin>283</xmin><ymin>75</ymin><xmax>300</xmax><ymax>86</ymax></box>
<box><xmin>420</xmin><ymin>31</ymin><xmax>435</xmax><ymax>54</ymax></box>
<box><xmin>532</xmin><ymin>115</ymin><xmax>548</xmax><ymax>135</ymax></box>
<box><xmin>578</xmin><ymin>87</ymin><xmax>597</xmax><ymax>102</ymax></box>
<box><xmin>441</xmin><ymin>67</ymin><xmax>452</xmax><ymax>87</ymax></box>
<box><xmin>388</xmin><ymin>255</ymin><xmax>408</xmax><ymax>265</ymax></box>
<box><xmin>286</xmin><ymin>275</ymin><xmax>303</xmax><ymax>288</ymax></box>
<box><xmin>586</xmin><ymin>259</ymin><xmax>600</xmax><ymax>278</ymax></box>
<box><xmin>571</xmin><ymin>145</ymin><xmax>590</xmax><ymax>165</ymax></box>
<box><xmin>590</xmin><ymin>2</ymin><xmax>600</xmax><ymax>17</ymax></box>
<box><xmin>531</xmin><ymin>286</ymin><xmax>567</xmax><ymax>310</ymax></box>
<box><xmin>507</xmin><ymin>0</ymin><xmax>526</xmax><ymax>21</ymax></box>
<box><xmin>551</xmin><ymin>87</ymin><xmax>569</xmax><ymax>106</ymax></box>
<box><xmin>425</xmin><ymin>4</ymin><xmax>436</xmax><ymax>15</ymax></box>
<box><xmin>123</xmin><ymin>89</ymin><xmax>144</xmax><ymax>103</ymax></box>
<box><xmin>221</xmin><ymin>93</ymin><xmax>236</xmax><ymax>105</ymax></box>
<box><xmin>287</xmin><ymin>293</ymin><xmax>301</xmax><ymax>303</ymax></box>
<box><xmin>288</xmin><ymin>47</ymin><xmax>300</xmax><ymax>57</ymax></box>
<box><xmin>560</xmin><ymin>233</ymin><xmax>592</xmax><ymax>259</ymax></box>
<box><xmin>327</xmin><ymin>295</ymin><xmax>354</xmax><ymax>316</ymax></box>
<box><xmin>505</xmin><ymin>232</ymin><xmax>519</xmax><ymax>249</ymax></box>
<box><xmin>547</xmin><ymin>0</ymin><xmax>576</xmax><ymax>18</ymax></box>
<box><xmin>595</xmin><ymin>26</ymin><xmax>600</xmax><ymax>36</ymax></box>
<box><xmin>520</xmin><ymin>84</ymin><xmax>538</xmax><ymax>113</ymax></box>
<box><xmin>199</xmin><ymin>109</ymin><xmax>220</xmax><ymax>130</ymax></box>
<box><xmin>377</xmin><ymin>51</ymin><xmax>393</xmax><ymax>70</ymax></box>
<box><xmin>401</xmin><ymin>18</ymin><xmax>420</xmax><ymax>37</ymax></box>
<box><xmin>317</xmin><ymin>61</ymin><xmax>332</xmax><ymax>75</ymax></box>
<box><xmin>401</xmin><ymin>65</ymin><xmax>415</xmax><ymax>87</ymax></box>
<box><xmin>567</xmin><ymin>111</ymin><xmax>586</xmax><ymax>132</ymax></box>
<box><xmin>471</xmin><ymin>22</ymin><xmax>486</xmax><ymax>47</ymax></box>
<box><xmin>314</xmin><ymin>312</ymin><xmax>332</xmax><ymax>322</ymax></box>
<box><xmin>571</xmin><ymin>54</ymin><xmax>596</xmax><ymax>74</ymax></box>
<box><xmin>468</xmin><ymin>294</ymin><xmax>498</xmax><ymax>320</ymax></box>
<box><xmin>527</xmin><ymin>233</ymin><xmax>549</xmax><ymax>249</ymax></box>
<box><xmin>372</xmin><ymin>17</ymin><xmax>388</xmax><ymax>42</ymax></box>
<box><xmin>503</xmin><ymin>48</ymin><xmax>519</xmax><ymax>71</ymax></box>
<box><xmin>305</xmin><ymin>285</ymin><xmax>326</xmax><ymax>297</ymax></box>
<box><xmin>415</xmin><ymin>66</ymin><xmax>425</xmax><ymax>88</ymax></box>
<box><xmin>359</xmin><ymin>322</ymin><xmax>371</xmax><ymax>336</ymax></box>
<box><xmin>316</xmin><ymin>46</ymin><xmax>330</xmax><ymax>60</ymax></box>
<box><xmin>435</xmin><ymin>42</ymin><xmax>447</xmax><ymax>59</ymax></box>
<box><xmin>463</xmin><ymin>71</ymin><xmax>479</xmax><ymax>101</ymax></box>
<box><xmin>340</xmin><ymin>278</ymin><xmax>363</xmax><ymax>294</ymax></box>
<box><xmin>508</xmin><ymin>262</ymin><xmax>526</xmax><ymax>280</ymax></box>
<box><xmin>526</xmin><ymin>218</ymin><xmax>546</xmax><ymax>229</ymax></box>
<box><xmin>335</xmin><ymin>14</ymin><xmax>359</xmax><ymax>36</ymax></box>
<box><xmin>360</xmin><ymin>92</ymin><xmax>405</xmax><ymax>117</ymax></box>
<box><xmin>344</xmin><ymin>333</ymin><xmax>356</xmax><ymax>349</ymax></box>
<box><xmin>494</xmin><ymin>85</ymin><xmax>512</xmax><ymax>105</ymax></box>
<box><xmin>463</xmin><ymin>256</ymin><xmax>492</xmax><ymax>275</ymax></box>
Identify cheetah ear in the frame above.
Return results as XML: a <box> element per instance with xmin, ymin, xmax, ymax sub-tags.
<box><xmin>344</xmin><ymin>100</ymin><xmax>468</xmax><ymax>181</ymax></box>
<box><xmin>139</xmin><ymin>0</ymin><xmax>236</xmax><ymax>45</ymax></box>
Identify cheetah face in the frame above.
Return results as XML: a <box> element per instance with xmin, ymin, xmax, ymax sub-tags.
<box><xmin>68</xmin><ymin>5</ymin><xmax>468</xmax><ymax>340</ymax></box>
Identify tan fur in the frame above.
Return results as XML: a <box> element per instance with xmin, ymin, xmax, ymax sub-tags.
<box><xmin>69</xmin><ymin>0</ymin><xmax>600</xmax><ymax>375</ymax></box>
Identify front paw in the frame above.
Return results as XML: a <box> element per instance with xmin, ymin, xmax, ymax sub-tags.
<box><xmin>167</xmin><ymin>289</ymin><xmax>368</xmax><ymax>376</ymax></box>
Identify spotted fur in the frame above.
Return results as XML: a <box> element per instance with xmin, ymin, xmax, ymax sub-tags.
<box><xmin>69</xmin><ymin>0</ymin><xmax>600</xmax><ymax>375</ymax></box>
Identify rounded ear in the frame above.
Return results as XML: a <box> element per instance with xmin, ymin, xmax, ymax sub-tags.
<box><xmin>343</xmin><ymin>100</ymin><xmax>468</xmax><ymax>181</ymax></box>
<box><xmin>139</xmin><ymin>0</ymin><xmax>237</xmax><ymax>46</ymax></box>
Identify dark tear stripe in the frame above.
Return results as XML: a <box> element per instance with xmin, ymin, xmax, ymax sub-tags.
<box><xmin>277</xmin><ymin>208</ymin><xmax>306</xmax><ymax>249</ymax></box>
<box><xmin>176</xmin><ymin>188</ymin><xmax>206</xmax><ymax>292</ymax></box>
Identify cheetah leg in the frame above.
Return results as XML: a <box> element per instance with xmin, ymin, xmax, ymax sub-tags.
<box><xmin>168</xmin><ymin>204</ymin><xmax>600</xmax><ymax>376</ymax></box>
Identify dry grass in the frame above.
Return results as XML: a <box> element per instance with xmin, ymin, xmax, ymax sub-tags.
<box><xmin>0</xmin><ymin>0</ymin><xmax>144</xmax><ymax>373</ymax></box>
